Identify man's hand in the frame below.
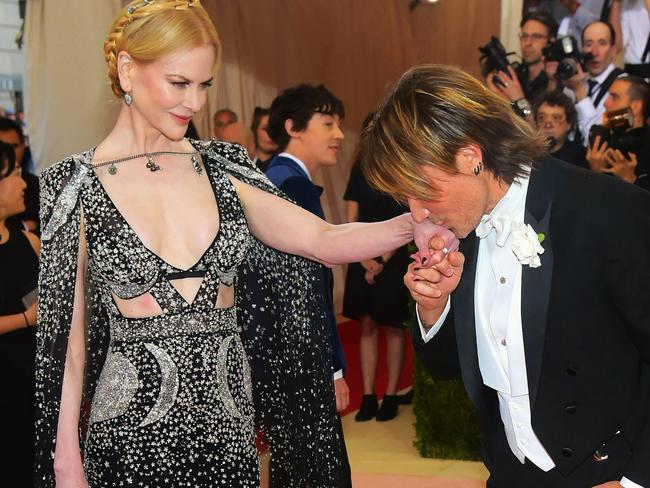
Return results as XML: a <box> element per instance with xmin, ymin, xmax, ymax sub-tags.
<box><xmin>404</xmin><ymin>243</ymin><xmax>465</xmax><ymax>324</ymax></box>
<box><xmin>564</xmin><ymin>63</ymin><xmax>588</xmax><ymax>101</ymax></box>
<box><xmin>603</xmin><ymin>150</ymin><xmax>638</xmax><ymax>183</ymax></box>
<box><xmin>586</xmin><ymin>135</ymin><xmax>611</xmax><ymax>172</ymax></box>
<box><xmin>486</xmin><ymin>66</ymin><xmax>525</xmax><ymax>102</ymax></box>
<box><xmin>334</xmin><ymin>376</ymin><xmax>350</xmax><ymax>412</ymax></box>
<box><xmin>593</xmin><ymin>482</ymin><xmax>623</xmax><ymax>488</ymax></box>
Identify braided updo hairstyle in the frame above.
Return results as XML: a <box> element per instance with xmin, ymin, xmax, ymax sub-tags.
<box><xmin>104</xmin><ymin>0</ymin><xmax>221</xmax><ymax>99</ymax></box>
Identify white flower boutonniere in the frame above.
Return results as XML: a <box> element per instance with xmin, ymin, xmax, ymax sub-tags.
<box><xmin>511</xmin><ymin>222</ymin><xmax>545</xmax><ymax>268</ymax></box>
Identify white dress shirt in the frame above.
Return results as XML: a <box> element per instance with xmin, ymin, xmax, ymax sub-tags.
<box><xmin>575</xmin><ymin>63</ymin><xmax>619</xmax><ymax>147</ymax></box>
<box><xmin>278</xmin><ymin>151</ymin><xmax>312</xmax><ymax>180</ymax></box>
<box><xmin>620</xmin><ymin>0</ymin><xmax>650</xmax><ymax>65</ymax></box>
<box><xmin>417</xmin><ymin>175</ymin><xmax>643</xmax><ymax>487</ymax></box>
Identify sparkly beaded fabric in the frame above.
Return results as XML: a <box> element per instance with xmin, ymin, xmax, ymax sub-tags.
<box><xmin>35</xmin><ymin>141</ymin><xmax>342</xmax><ymax>487</ymax></box>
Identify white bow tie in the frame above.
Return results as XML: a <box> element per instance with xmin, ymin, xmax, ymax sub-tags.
<box><xmin>475</xmin><ymin>215</ymin><xmax>515</xmax><ymax>247</ymax></box>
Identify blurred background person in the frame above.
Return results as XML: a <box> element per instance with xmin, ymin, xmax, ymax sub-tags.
<box><xmin>0</xmin><ymin>140</ymin><xmax>39</xmax><ymax>487</ymax></box>
<box><xmin>220</xmin><ymin>122</ymin><xmax>256</xmax><ymax>160</ymax></box>
<box><xmin>0</xmin><ymin>118</ymin><xmax>39</xmax><ymax>234</ymax></box>
<box><xmin>486</xmin><ymin>10</ymin><xmax>558</xmax><ymax>121</ymax></box>
<box><xmin>343</xmin><ymin>114</ymin><xmax>411</xmax><ymax>422</ymax></box>
<box><xmin>251</xmin><ymin>107</ymin><xmax>277</xmax><ymax>172</ymax></box>
<box><xmin>556</xmin><ymin>0</ymin><xmax>603</xmax><ymax>45</ymax></box>
<box><xmin>213</xmin><ymin>107</ymin><xmax>238</xmax><ymax>139</ymax></box>
<box><xmin>534</xmin><ymin>91</ymin><xmax>587</xmax><ymax>166</ymax></box>
<box><xmin>564</xmin><ymin>21</ymin><xmax>625</xmax><ymax>145</ymax></box>
<box><xmin>609</xmin><ymin>0</ymin><xmax>650</xmax><ymax>78</ymax></box>
<box><xmin>266</xmin><ymin>83</ymin><xmax>352</xmax><ymax>487</ymax></box>
<box><xmin>586</xmin><ymin>75</ymin><xmax>650</xmax><ymax>189</ymax></box>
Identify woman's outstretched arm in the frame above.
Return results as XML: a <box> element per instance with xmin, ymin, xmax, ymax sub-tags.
<box><xmin>231</xmin><ymin>176</ymin><xmax>414</xmax><ymax>265</ymax></box>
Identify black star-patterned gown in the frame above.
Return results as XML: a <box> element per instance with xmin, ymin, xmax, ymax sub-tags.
<box><xmin>34</xmin><ymin>141</ymin><xmax>344</xmax><ymax>487</ymax></box>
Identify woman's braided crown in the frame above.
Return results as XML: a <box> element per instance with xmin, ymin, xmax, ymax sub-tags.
<box><xmin>104</xmin><ymin>0</ymin><xmax>220</xmax><ymax>99</ymax></box>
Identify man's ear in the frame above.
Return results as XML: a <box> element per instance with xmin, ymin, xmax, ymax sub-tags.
<box><xmin>117</xmin><ymin>51</ymin><xmax>134</xmax><ymax>93</ymax></box>
<box><xmin>456</xmin><ymin>143</ymin><xmax>484</xmax><ymax>174</ymax></box>
<box><xmin>630</xmin><ymin>99</ymin><xmax>643</xmax><ymax>120</ymax></box>
<box><xmin>284</xmin><ymin>118</ymin><xmax>299</xmax><ymax>139</ymax></box>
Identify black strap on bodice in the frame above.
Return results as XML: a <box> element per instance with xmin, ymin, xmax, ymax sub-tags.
<box><xmin>83</xmin><ymin>153</ymin><xmax>249</xmax><ymax>316</ymax></box>
<box><xmin>166</xmin><ymin>269</ymin><xmax>205</xmax><ymax>280</ymax></box>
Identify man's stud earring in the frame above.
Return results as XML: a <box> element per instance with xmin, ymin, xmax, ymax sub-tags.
<box><xmin>473</xmin><ymin>161</ymin><xmax>483</xmax><ymax>176</ymax></box>
<box><xmin>124</xmin><ymin>92</ymin><xmax>133</xmax><ymax>106</ymax></box>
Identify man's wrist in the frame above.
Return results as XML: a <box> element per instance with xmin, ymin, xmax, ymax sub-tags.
<box><xmin>418</xmin><ymin>302</ymin><xmax>447</xmax><ymax>329</ymax></box>
<box><xmin>512</xmin><ymin>98</ymin><xmax>532</xmax><ymax>118</ymax></box>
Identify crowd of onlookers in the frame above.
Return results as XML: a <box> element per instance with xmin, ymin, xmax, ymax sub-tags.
<box><xmin>0</xmin><ymin>0</ymin><xmax>648</xmax><ymax>481</ymax></box>
<box><xmin>488</xmin><ymin>0</ymin><xmax>650</xmax><ymax>190</ymax></box>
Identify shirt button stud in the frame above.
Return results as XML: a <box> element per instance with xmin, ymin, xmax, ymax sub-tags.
<box><xmin>501</xmin><ymin>338</ymin><xmax>507</xmax><ymax>346</ymax></box>
<box><xmin>500</xmin><ymin>277</ymin><xmax>506</xmax><ymax>284</ymax></box>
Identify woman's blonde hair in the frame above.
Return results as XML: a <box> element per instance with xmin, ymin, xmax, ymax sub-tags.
<box><xmin>360</xmin><ymin>64</ymin><xmax>548</xmax><ymax>203</ymax></box>
<box><xmin>104</xmin><ymin>0</ymin><xmax>221</xmax><ymax>98</ymax></box>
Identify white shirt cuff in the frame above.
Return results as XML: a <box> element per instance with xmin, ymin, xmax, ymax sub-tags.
<box><xmin>575</xmin><ymin>96</ymin><xmax>596</xmax><ymax>117</ymax></box>
<box><xmin>416</xmin><ymin>298</ymin><xmax>451</xmax><ymax>343</ymax></box>
<box><xmin>621</xmin><ymin>476</ymin><xmax>644</xmax><ymax>488</ymax></box>
<box><xmin>332</xmin><ymin>369</ymin><xmax>343</xmax><ymax>380</ymax></box>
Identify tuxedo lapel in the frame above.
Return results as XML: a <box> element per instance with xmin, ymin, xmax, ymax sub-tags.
<box><xmin>453</xmin><ymin>233</ymin><xmax>483</xmax><ymax>402</ymax></box>
<box><xmin>521</xmin><ymin>161</ymin><xmax>557</xmax><ymax>408</ymax></box>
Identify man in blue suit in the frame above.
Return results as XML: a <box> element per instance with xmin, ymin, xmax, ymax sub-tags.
<box><xmin>266</xmin><ymin>83</ymin><xmax>352</xmax><ymax>488</ymax></box>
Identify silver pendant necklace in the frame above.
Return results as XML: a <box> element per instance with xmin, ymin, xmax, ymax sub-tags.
<box><xmin>91</xmin><ymin>151</ymin><xmax>202</xmax><ymax>176</ymax></box>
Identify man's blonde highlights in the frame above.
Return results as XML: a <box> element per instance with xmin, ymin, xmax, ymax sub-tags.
<box><xmin>361</xmin><ymin>64</ymin><xmax>547</xmax><ymax>202</ymax></box>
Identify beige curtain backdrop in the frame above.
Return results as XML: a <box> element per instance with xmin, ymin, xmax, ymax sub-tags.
<box><xmin>202</xmin><ymin>0</ymin><xmax>501</xmax><ymax>311</ymax></box>
<box><xmin>25</xmin><ymin>0</ymin><xmax>123</xmax><ymax>171</ymax></box>
<box><xmin>501</xmin><ymin>0</ymin><xmax>525</xmax><ymax>57</ymax></box>
<box><xmin>26</xmin><ymin>0</ymin><xmax>510</xmax><ymax>311</ymax></box>
<box><xmin>204</xmin><ymin>0</ymin><xmax>501</xmax><ymax>228</ymax></box>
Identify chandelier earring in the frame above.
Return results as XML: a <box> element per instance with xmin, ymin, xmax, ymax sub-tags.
<box><xmin>473</xmin><ymin>161</ymin><xmax>483</xmax><ymax>176</ymax></box>
<box><xmin>124</xmin><ymin>92</ymin><xmax>133</xmax><ymax>106</ymax></box>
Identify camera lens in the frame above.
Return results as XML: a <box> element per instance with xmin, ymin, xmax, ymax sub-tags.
<box><xmin>557</xmin><ymin>58</ymin><xmax>579</xmax><ymax>81</ymax></box>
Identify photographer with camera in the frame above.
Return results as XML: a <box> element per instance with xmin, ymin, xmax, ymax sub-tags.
<box><xmin>484</xmin><ymin>11</ymin><xmax>558</xmax><ymax>120</ymax></box>
<box><xmin>563</xmin><ymin>21</ymin><xmax>625</xmax><ymax>145</ymax></box>
<box><xmin>587</xmin><ymin>75</ymin><xmax>650</xmax><ymax>190</ymax></box>
<box><xmin>534</xmin><ymin>90</ymin><xmax>588</xmax><ymax>167</ymax></box>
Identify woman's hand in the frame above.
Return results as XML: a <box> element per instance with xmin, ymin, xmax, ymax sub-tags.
<box><xmin>24</xmin><ymin>301</ymin><xmax>38</xmax><ymax>326</ymax></box>
<box><xmin>412</xmin><ymin>221</ymin><xmax>460</xmax><ymax>268</ymax></box>
<box><xmin>360</xmin><ymin>258</ymin><xmax>383</xmax><ymax>275</ymax></box>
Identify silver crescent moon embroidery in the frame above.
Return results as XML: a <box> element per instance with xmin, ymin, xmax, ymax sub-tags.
<box><xmin>139</xmin><ymin>343</ymin><xmax>179</xmax><ymax>427</ymax></box>
<box><xmin>216</xmin><ymin>335</ymin><xmax>245</xmax><ymax>418</ymax></box>
<box><xmin>89</xmin><ymin>351</ymin><xmax>139</xmax><ymax>425</ymax></box>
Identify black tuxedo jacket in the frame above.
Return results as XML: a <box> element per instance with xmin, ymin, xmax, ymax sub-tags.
<box><xmin>414</xmin><ymin>157</ymin><xmax>650</xmax><ymax>484</ymax></box>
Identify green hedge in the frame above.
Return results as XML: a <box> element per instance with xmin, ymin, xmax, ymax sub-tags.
<box><xmin>412</xmin><ymin>358</ymin><xmax>482</xmax><ymax>460</ymax></box>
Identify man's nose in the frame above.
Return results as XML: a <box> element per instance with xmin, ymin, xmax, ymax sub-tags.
<box><xmin>407</xmin><ymin>198</ymin><xmax>429</xmax><ymax>223</ymax></box>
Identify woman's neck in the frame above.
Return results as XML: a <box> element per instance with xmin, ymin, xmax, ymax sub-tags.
<box><xmin>94</xmin><ymin>106</ymin><xmax>191</xmax><ymax>160</ymax></box>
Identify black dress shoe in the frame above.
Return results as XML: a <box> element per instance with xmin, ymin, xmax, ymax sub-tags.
<box><xmin>355</xmin><ymin>394</ymin><xmax>378</xmax><ymax>421</ymax></box>
<box><xmin>376</xmin><ymin>394</ymin><xmax>399</xmax><ymax>421</ymax></box>
<box><xmin>397</xmin><ymin>388</ymin><xmax>414</xmax><ymax>405</ymax></box>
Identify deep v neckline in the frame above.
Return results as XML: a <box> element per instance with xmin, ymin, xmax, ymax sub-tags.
<box><xmin>86</xmin><ymin>142</ymin><xmax>222</xmax><ymax>272</ymax></box>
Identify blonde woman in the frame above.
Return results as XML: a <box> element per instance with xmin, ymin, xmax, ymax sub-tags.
<box><xmin>33</xmin><ymin>2</ymin><xmax>454</xmax><ymax>487</ymax></box>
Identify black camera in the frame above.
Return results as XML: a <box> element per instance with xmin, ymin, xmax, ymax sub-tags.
<box><xmin>542</xmin><ymin>36</ymin><xmax>594</xmax><ymax>81</ymax></box>
<box><xmin>479</xmin><ymin>36</ymin><xmax>522</xmax><ymax>81</ymax></box>
<box><xmin>588</xmin><ymin>108</ymin><xmax>645</xmax><ymax>158</ymax></box>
